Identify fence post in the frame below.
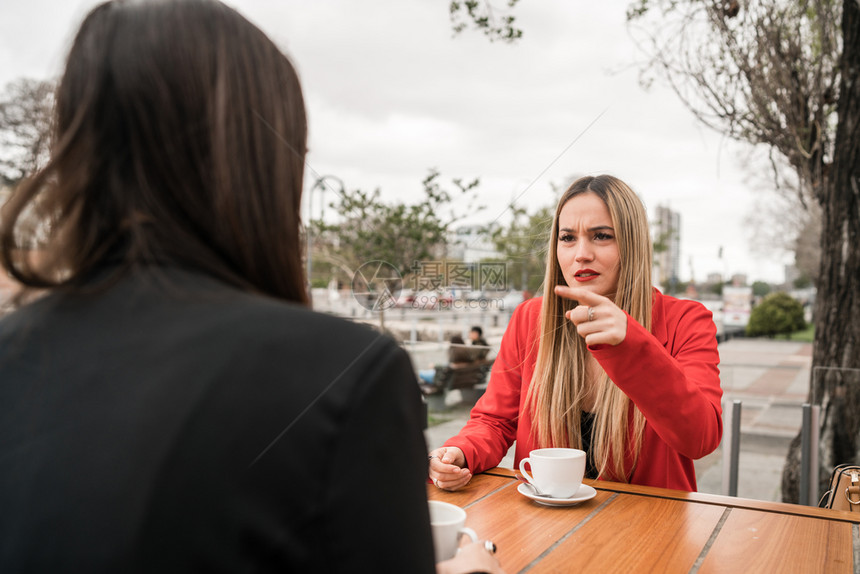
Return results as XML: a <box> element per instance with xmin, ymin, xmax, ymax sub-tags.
<box><xmin>810</xmin><ymin>404</ymin><xmax>820</xmax><ymax>505</ymax></box>
<box><xmin>800</xmin><ymin>403</ymin><xmax>819</xmax><ymax>505</ymax></box>
<box><xmin>722</xmin><ymin>399</ymin><xmax>741</xmax><ymax>497</ymax></box>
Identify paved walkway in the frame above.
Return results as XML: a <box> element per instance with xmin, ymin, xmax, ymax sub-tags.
<box><xmin>421</xmin><ymin>338</ymin><xmax>812</xmax><ymax>503</ymax></box>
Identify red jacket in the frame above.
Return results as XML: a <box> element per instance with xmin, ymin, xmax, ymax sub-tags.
<box><xmin>444</xmin><ymin>290</ymin><xmax>722</xmax><ymax>491</ymax></box>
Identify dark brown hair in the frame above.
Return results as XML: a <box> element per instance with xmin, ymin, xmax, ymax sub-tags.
<box><xmin>0</xmin><ymin>0</ymin><xmax>308</xmax><ymax>304</ymax></box>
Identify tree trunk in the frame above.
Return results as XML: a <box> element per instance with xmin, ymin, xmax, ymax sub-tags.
<box><xmin>782</xmin><ymin>0</ymin><xmax>860</xmax><ymax>504</ymax></box>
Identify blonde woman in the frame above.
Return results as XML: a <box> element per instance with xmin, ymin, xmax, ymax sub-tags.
<box><xmin>428</xmin><ymin>175</ymin><xmax>722</xmax><ymax>492</ymax></box>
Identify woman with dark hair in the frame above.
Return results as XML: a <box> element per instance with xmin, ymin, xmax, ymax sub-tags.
<box><xmin>429</xmin><ymin>175</ymin><xmax>722</xmax><ymax>493</ymax></box>
<box><xmin>0</xmin><ymin>1</ymin><xmax>502</xmax><ymax>572</ymax></box>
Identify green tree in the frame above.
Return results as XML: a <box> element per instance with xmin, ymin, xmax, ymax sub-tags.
<box><xmin>793</xmin><ymin>272</ymin><xmax>814</xmax><ymax>289</ymax></box>
<box><xmin>746</xmin><ymin>292</ymin><xmax>806</xmax><ymax>338</ymax></box>
<box><xmin>316</xmin><ymin>170</ymin><xmax>481</xmax><ymax>307</ymax></box>
<box><xmin>752</xmin><ymin>281</ymin><xmax>772</xmax><ymax>298</ymax></box>
<box><xmin>489</xmin><ymin>202</ymin><xmax>552</xmax><ymax>294</ymax></box>
<box><xmin>449</xmin><ymin>0</ymin><xmax>523</xmax><ymax>43</ymax></box>
<box><xmin>628</xmin><ymin>0</ymin><xmax>859</xmax><ymax>505</ymax></box>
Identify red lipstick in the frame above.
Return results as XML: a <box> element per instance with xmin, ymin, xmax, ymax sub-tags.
<box><xmin>573</xmin><ymin>268</ymin><xmax>599</xmax><ymax>282</ymax></box>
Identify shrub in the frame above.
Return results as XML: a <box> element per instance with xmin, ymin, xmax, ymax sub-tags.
<box><xmin>746</xmin><ymin>292</ymin><xmax>806</xmax><ymax>338</ymax></box>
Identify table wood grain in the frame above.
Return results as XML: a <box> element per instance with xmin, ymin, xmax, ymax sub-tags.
<box><xmin>427</xmin><ymin>468</ymin><xmax>860</xmax><ymax>573</ymax></box>
<box><xmin>534</xmin><ymin>495</ymin><xmax>724</xmax><ymax>573</ymax></box>
<box><xmin>698</xmin><ymin>508</ymin><xmax>854</xmax><ymax>574</ymax></box>
<box><xmin>464</xmin><ymin>481</ymin><xmax>611</xmax><ymax>573</ymax></box>
<box><xmin>426</xmin><ymin>471</ymin><xmax>512</xmax><ymax>507</ymax></box>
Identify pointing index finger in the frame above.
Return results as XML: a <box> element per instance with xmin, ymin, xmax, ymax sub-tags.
<box><xmin>554</xmin><ymin>285</ymin><xmax>608</xmax><ymax>306</ymax></box>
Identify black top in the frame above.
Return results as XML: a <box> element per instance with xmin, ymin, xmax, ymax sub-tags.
<box><xmin>0</xmin><ymin>265</ymin><xmax>435</xmax><ymax>572</ymax></box>
<box><xmin>581</xmin><ymin>412</ymin><xmax>598</xmax><ymax>480</ymax></box>
<box><xmin>470</xmin><ymin>338</ymin><xmax>490</xmax><ymax>360</ymax></box>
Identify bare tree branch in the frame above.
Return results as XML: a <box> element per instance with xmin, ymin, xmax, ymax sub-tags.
<box><xmin>0</xmin><ymin>78</ymin><xmax>55</xmax><ymax>185</ymax></box>
<box><xmin>628</xmin><ymin>1</ymin><xmax>841</xmax><ymax>204</ymax></box>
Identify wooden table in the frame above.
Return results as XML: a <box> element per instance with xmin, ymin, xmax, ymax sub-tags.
<box><xmin>427</xmin><ymin>468</ymin><xmax>860</xmax><ymax>573</ymax></box>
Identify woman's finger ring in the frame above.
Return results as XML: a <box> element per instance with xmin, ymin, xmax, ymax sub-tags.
<box><xmin>433</xmin><ymin>478</ymin><xmax>439</xmax><ymax>487</ymax></box>
<box><xmin>484</xmin><ymin>540</ymin><xmax>497</xmax><ymax>554</ymax></box>
<box><xmin>587</xmin><ymin>306</ymin><xmax>595</xmax><ymax>322</ymax></box>
<box><xmin>428</xmin><ymin>454</ymin><xmax>438</xmax><ymax>461</ymax></box>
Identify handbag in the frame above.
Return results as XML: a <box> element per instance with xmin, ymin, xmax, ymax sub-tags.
<box><xmin>819</xmin><ymin>464</ymin><xmax>860</xmax><ymax>511</ymax></box>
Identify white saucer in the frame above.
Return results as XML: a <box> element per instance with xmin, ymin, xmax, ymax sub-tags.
<box><xmin>517</xmin><ymin>483</ymin><xmax>597</xmax><ymax>507</ymax></box>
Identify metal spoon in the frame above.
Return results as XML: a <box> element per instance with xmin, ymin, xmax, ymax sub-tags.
<box><xmin>516</xmin><ymin>473</ymin><xmax>552</xmax><ymax>497</ymax></box>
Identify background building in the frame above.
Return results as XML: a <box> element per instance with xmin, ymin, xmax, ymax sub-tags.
<box><xmin>730</xmin><ymin>273</ymin><xmax>749</xmax><ymax>287</ymax></box>
<box><xmin>653</xmin><ymin>205</ymin><xmax>681</xmax><ymax>292</ymax></box>
<box><xmin>447</xmin><ymin>224</ymin><xmax>499</xmax><ymax>263</ymax></box>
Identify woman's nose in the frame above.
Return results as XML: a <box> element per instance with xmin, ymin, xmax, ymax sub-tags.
<box><xmin>574</xmin><ymin>242</ymin><xmax>594</xmax><ymax>262</ymax></box>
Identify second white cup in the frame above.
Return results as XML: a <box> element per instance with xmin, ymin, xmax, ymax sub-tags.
<box><xmin>428</xmin><ymin>500</ymin><xmax>478</xmax><ymax>562</ymax></box>
<box><xmin>519</xmin><ymin>447</ymin><xmax>586</xmax><ymax>498</ymax></box>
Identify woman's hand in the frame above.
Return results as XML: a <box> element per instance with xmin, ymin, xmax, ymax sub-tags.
<box><xmin>436</xmin><ymin>541</ymin><xmax>507</xmax><ymax>574</ymax></box>
<box><xmin>428</xmin><ymin>446</ymin><xmax>472</xmax><ymax>491</ymax></box>
<box><xmin>555</xmin><ymin>285</ymin><xmax>628</xmax><ymax>346</ymax></box>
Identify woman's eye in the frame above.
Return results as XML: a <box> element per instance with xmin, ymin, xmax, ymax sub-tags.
<box><xmin>594</xmin><ymin>232</ymin><xmax>613</xmax><ymax>241</ymax></box>
<box><xmin>559</xmin><ymin>234</ymin><xmax>574</xmax><ymax>243</ymax></box>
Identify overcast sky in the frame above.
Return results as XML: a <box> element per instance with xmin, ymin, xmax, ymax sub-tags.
<box><xmin>0</xmin><ymin>0</ymin><xmax>794</xmax><ymax>284</ymax></box>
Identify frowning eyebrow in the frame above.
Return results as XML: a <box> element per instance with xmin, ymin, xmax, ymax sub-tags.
<box><xmin>559</xmin><ymin>225</ymin><xmax>615</xmax><ymax>233</ymax></box>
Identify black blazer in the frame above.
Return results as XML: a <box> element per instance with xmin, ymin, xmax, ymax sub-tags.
<box><xmin>0</xmin><ymin>265</ymin><xmax>435</xmax><ymax>572</ymax></box>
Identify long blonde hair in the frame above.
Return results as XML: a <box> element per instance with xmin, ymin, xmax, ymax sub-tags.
<box><xmin>526</xmin><ymin>175</ymin><xmax>653</xmax><ymax>481</ymax></box>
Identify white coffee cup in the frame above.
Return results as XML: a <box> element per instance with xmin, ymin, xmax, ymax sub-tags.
<box><xmin>428</xmin><ymin>500</ymin><xmax>478</xmax><ymax>562</ymax></box>
<box><xmin>519</xmin><ymin>447</ymin><xmax>586</xmax><ymax>498</ymax></box>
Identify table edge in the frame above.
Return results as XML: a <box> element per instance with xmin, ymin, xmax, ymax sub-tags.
<box><xmin>479</xmin><ymin>467</ymin><xmax>860</xmax><ymax>523</ymax></box>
